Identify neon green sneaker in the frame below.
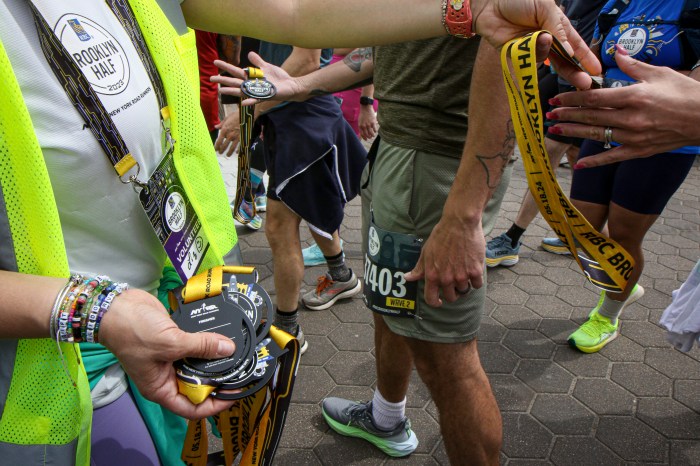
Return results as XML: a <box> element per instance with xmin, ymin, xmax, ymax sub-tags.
<box><xmin>568</xmin><ymin>284</ymin><xmax>644</xmax><ymax>353</ymax></box>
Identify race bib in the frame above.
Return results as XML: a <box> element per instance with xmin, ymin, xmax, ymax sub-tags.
<box><xmin>363</xmin><ymin>218</ymin><xmax>423</xmax><ymax>318</ymax></box>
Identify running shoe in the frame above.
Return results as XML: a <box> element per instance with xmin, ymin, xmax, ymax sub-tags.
<box><xmin>540</xmin><ymin>237</ymin><xmax>573</xmax><ymax>255</ymax></box>
<box><xmin>302</xmin><ymin>240</ymin><xmax>344</xmax><ymax>267</ymax></box>
<box><xmin>321</xmin><ymin>398</ymin><xmax>418</xmax><ymax>457</ymax></box>
<box><xmin>254</xmin><ymin>195</ymin><xmax>267</xmax><ymax>212</ymax></box>
<box><xmin>302</xmin><ymin>271</ymin><xmax>361</xmax><ymax>311</ymax></box>
<box><xmin>485</xmin><ymin>232</ymin><xmax>521</xmax><ymax>267</ymax></box>
<box><xmin>568</xmin><ymin>284</ymin><xmax>645</xmax><ymax>353</ymax></box>
<box><xmin>294</xmin><ymin>324</ymin><xmax>309</xmax><ymax>355</ymax></box>
<box><xmin>234</xmin><ymin>199</ymin><xmax>262</xmax><ymax>230</ymax></box>
<box><xmin>275</xmin><ymin>323</ymin><xmax>309</xmax><ymax>355</ymax></box>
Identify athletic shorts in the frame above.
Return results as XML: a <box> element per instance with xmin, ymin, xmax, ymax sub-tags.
<box><xmin>570</xmin><ymin>139</ymin><xmax>696</xmax><ymax>215</ymax></box>
<box><xmin>361</xmin><ymin>140</ymin><xmax>490</xmax><ymax>343</ymax></box>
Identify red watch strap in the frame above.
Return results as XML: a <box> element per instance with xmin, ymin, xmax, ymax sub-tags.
<box><xmin>444</xmin><ymin>0</ymin><xmax>475</xmax><ymax>38</ymax></box>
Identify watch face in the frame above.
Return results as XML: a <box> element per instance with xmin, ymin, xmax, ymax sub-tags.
<box><xmin>241</xmin><ymin>78</ymin><xmax>277</xmax><ymax>100</ymax></box>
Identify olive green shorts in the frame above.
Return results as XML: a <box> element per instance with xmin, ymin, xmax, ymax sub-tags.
<box><xmin>361</xmin><ymin>140</ymin><xmax>509</xmax><ymax>343</ymax></box>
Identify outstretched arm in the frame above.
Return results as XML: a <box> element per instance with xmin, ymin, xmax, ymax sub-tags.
<box><xmin>183</xmin><ymin>0</ymin><xmax>599</xmax><ymax>84</ymax></box>
<box><xmin>213</xmin><ymin>48</ymin><xmax>375</xmax><ymax>105</ymax></box>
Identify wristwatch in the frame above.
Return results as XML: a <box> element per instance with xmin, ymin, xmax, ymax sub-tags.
<box><xmin>360</xmin><ymin>96</ymin><xmax>375</xmax><ymax>106</ymax></box>
<box><xmin>444</xmin><ymin>0</ymin><xmax>475</xmax><ymax>38</ymax></box>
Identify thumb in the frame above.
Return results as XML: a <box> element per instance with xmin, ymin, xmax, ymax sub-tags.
<box><xmin>404</xmin><ymin>258</ymin><xmax>425</xmax><ymax>283</ymax></box>
<box><xmin>614</xmin><ymin>44</ymin><xmax>652</xmax><ymax>81</ymax></box>
<box><xmin>248</xmin><ymin>51</ymin><xmax>267</xmax><ymax>69</ymax></box>
<box><xmin>179</xmin><ymin>332</ymin><xmax>235</xmax><ymax>360</ymax></box>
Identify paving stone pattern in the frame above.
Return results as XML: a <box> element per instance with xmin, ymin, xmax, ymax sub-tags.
<box><xmin>216</xmin><ymin>154</ymin><xmax>700</xmax><ymax>465</ymax></box>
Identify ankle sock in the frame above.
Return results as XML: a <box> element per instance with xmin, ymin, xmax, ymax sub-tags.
<box><xmin>597</xmin><ymin>294</ymin><xmax>625</xmax><ymax>324</ymax></box>
<box><xmin>506</xmin><ymin>224</ymin><xmax>526</xmax><ymax>246</ymax></box>
<box><xmin>274</xmin><ymin>308</ymin><xmax>299</xmax><ymax>334</ymax></box>
<box><xmin>371</xmin><ymin>390</ymin><xmax>406</xmax><ymax>431</ymax></box>
<box><xmin>325</xmin><ymin>251</ymin><xmax>351</xmax><ymax>282</ymax></box>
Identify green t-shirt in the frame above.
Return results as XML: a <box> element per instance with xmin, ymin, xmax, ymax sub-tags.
<box><xmin>374</xmin><ymin>36</ymin><xmax>481</xmax><ymax>158</ymax></box>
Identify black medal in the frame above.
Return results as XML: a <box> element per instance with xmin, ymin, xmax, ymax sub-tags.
<box><xmin>240</xmin><ymin>78</ymin><xmax>277</xmax><ymax>100</ymax></box>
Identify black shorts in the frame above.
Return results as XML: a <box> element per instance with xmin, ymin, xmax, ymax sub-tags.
<box><xmin>570</xmin><ymin>140</ymin><xmax>696</xmax><ymax>215</ymax></box>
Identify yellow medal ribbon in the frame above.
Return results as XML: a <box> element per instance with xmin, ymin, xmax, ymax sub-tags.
<box><xmin>500</xmin><ymin>31</ymin><xmax>634</xmax><ymax>293</ymax></box>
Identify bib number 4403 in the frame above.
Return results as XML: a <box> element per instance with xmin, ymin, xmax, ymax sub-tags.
<box><xmin>364</xmin><ymin>255</ymin><xmax>407</xmax><ymax>298</ymax></box>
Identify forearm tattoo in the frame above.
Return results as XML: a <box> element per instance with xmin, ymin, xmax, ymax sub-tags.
<box><xmin>476</xmin><ymin>120</ymin><xmax>516</xmax><ymax>189</ymax></box>
<box><xmin>342</xmin><ymin>47</ymin><xmax>373</xmax><ymax>72</ymax></box>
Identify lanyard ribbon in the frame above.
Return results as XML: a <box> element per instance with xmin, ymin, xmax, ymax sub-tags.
<box><xmin>232</xmin><ymin>67</ymin><xmax>266</xmax><ymax>225</ymax></box>
<box><xmin>28</xmin><ymin>0</ymin><xmax>171</xmax><ymax>181</ymax></box>
<box><xmin>500</xmin><ymin>32</ymin><xmax>634</xmax><ymax>293</ymax></box>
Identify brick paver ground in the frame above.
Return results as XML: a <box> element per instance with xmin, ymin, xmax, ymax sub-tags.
<box><xmin>215</xmin><ymin>152</ymin><xmax>700</xmax><ymax>465</ymax></box>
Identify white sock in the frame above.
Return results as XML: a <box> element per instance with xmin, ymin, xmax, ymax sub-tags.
<box><xmin>597</xmin><ymin>294</ymin><xmax>626</xmax><ymax>324</ymax></box>
<box><xmin>371</xmin><ymin>390</ymin><xmax>406</xmax><ymax>431</ymax></box>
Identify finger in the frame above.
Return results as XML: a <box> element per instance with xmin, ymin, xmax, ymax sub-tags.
<box><xmin>226</xmin><ymin>141</ymin><xmax>238</xmax><ymax>157</ymax></box>
<box><xmin>213</xmin><ymin>59</ymin><xmax>246</xmax><ymax>79</ymax></box>
<box><xmin>548</xmin><ymin>53</ymin><xmax>594</xmax><ymax>90</ymax></box>
<box><xmin>573</xmin><ymin>145</ymin><xmax>642</xmax><ymax>169</ymax></box>
<box><xmin>442</xmin><ymin>284</ymin><xmax>459</xmax><ymax>303</ymax></box>
<box><xmin>176</xmin><ymin>332</ymin><xmax>235</xmax><ymax>361</ymax></box>
<box><xmin>543</xmin><ymin>11</ymin><xmax>601</xmax><ymax>76</ymax></box>
<box><xmin>548</xmin><ymin>106</ymin><xmax>620</xmax><ymax>127</ymax></box>
<box><xmin>423</xmin><ymin>279</ymin><xmax>442</xmax><ymax>308</ymax></box>
<box><xmin>549</xmin><ymin>122</ymin><xmax>608</xmax><ymax>142</ymax></box>
<box><xmin>210</xmin><ymin>75</ymin><xmax>243</xmax><ymax>88</ymax></box>
<box><xmin>247</xmin><ymin>51</ymin><xmax>269</xmax><ymax>69</ymax></box>
<box><xmin>614</xmin><ymin>45</ymin><xmax>655</xmax><ymax>81</ymax></box>
<box><xmin>552</xmin><ymin>87</ymin><xmax>634</xmax><ymax>110</ymax></box>
<box><xmin>214</xmin><ymin>135</ymin><xmax>226</xmax><ymax>152</ymax></box>
<box><xmin>534</xmin><ymin>33</ymin><xmax>553</xmax><ymax>63</ymax></box>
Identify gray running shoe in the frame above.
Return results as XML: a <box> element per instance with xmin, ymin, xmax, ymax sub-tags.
<box><xmin>275</xmin><ymin>323</ymin><xmax>309</xmax><ymax>355</ymax></box>
<box><xmin>302</xmin><ymin>270</ymin><xmax>361</xmax><ymax>311</ymax></box>
<box><xmin>321</xmin><ymin>398</ymin><xmax>418</xmax><ymax>457</ymax></box>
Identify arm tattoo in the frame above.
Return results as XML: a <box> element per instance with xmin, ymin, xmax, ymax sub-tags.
<box><xmin>342</xmin><ymin>47</ymin><xmax>373</xmax><ymax>72</ymax></box>
<box><xmin>476</xmin><ymin>120</ymin><xmax>516</xmax><ymax>189</ymax></box>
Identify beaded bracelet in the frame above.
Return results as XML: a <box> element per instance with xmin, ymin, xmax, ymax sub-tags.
<box><xmin>50</xmin><ymin>274</ymin><xmax>128</xmax><ymax>344</ymax></box>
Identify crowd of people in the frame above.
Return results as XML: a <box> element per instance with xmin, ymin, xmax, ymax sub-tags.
<box><xmin>0</xmin><ymin>0</ymin><xmax>698</xmax><ymax>464</ymax></box>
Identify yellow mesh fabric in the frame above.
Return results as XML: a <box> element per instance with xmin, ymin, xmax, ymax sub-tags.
<box><xmin>0</xmin><ymin>40</ymin><xmax>91</xmax><ymax>457</ymax></box>
<box><xmin>129</xmin><ymin>0</ymin><xmax>237</xmax><ymax>271</ymax></box>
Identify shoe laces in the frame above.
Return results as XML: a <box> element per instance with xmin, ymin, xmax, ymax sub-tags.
<box><xmin>345</xmin><ymin>401</ymin><xmax>373</xmax><ymax>424</ymax></box>
<box><xmin>315</xmin><ymin>274</ymin><xmax>335</xmax><ymax>294</ymax></box>
<box><xmin>579</xmin><ymin>314</ymin><xmax>614</xmax><ymax>337</ymax></box>
<box><xmin>490</xmin><ymin>233</ymin><xmax>511</xmax><ymax>249</ymax></box>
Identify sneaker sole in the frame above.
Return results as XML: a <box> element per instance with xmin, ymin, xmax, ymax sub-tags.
<box><xmin>540</xmin><ymin>242</ymin><xmax>572</xmax><ymax>255</ymax></box>
<box><xmin>569</xmin><ymin>330</ymin><xmax>618</xmax><ymax>353</ymax></box>
<box><xmin>485</xmin><ymin>255</ymin><xmax>519</xmax><ymax>267</ymax></box>
<box><xmin>322</xmin><ymin>408</ymin><xmax>418</xmax><ymax>457</ymax></box>
<box><xmin>303</xmin><ymin>279</ymin><xmax>362</xmax><ymax>311</ymax></box>
<box><xmin>299</xmin><ymin>339</ymin><xmax>309</xmax><ymax>355</ymax></box>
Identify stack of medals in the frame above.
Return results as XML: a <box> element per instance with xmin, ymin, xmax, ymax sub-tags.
<box><xmin>170</xmin><ymin>267</ymin><xmax>285</xmax><ymax>404</ymax></box>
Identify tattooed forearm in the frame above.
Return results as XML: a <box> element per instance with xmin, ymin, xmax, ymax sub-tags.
<box><xmin>308</xmin><ymin>77</ymin><xmax>374</xmax><ymax>96</ymax></box>
<box><xmin>342</xmin><ymin>47</ymin><xmax>373</xmax><ymax>72</ymax></box>
<box><xmin>476</xmin><ymin>120</ymin><xmax>516</xmax><ymax>189</ymax></box>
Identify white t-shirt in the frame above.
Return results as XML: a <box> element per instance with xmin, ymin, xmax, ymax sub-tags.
<box><xmin>0</xmin><ymin>0</ymin><xmax>167</xmax><ymax>293</ymax></box>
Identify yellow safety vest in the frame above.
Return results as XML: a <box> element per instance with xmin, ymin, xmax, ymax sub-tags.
<box><xmin>0</xmin><ymin>1</ymin><xmax>236</xmax><ymax>463</ymax></box>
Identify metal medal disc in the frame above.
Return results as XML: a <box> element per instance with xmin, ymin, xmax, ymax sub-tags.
<box><xmin>174</xmin><ymin>294</ymin><xmax>254</xmax><ymax>375</ymax></box>
<box><xmin>240</xmin><ymin>78</ymin><xmax>277</xmax><ymax>100</ymax></box>
<box><xmin>178</xmin><ymin>314</ymin><xmax>254</xmax><ymax>380</ymax></box>
<box><xmin>214</xmin><ymin>337</ymin><xmax>281</xmax><ymax>395</ymax></box>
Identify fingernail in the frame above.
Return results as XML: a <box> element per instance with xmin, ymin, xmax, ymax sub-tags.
<box><xmin>615</xmin><ymin>44</ymin><xmax>629</xmax><ymax>56</ymax></box>
<box><xmin>573</xmin><ymin>162</ymin><xmax>586</xmax><ymax>170</ymax></box>
<box><xmin>217</xmin><ymin>339</ymin><xmax>235</xmax><ymax>356</ymax></box>
<box><xmin>548</xmin><ymin>126</ymin><xmax>563</xmax><ymax>135</ymax></box>
<box><xmin>546</xmin><ymin>112</ymin><xmax>558</xmax><ymax>120</ymax></box>
<box><xmin>548</xmin><ymin>97</ymin><xmax>561</xmax><ymax>106</ymax></box>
